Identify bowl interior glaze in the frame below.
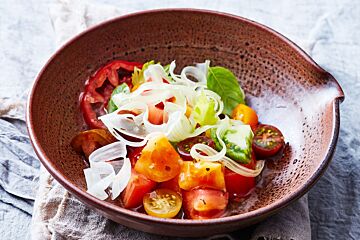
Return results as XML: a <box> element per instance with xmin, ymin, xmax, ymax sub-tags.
<box><xmin>27</xmin><ymin>9</ymin><xmax>344</xmax><ymax>237</ymax></box>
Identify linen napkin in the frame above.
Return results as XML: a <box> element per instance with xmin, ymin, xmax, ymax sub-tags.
<box><xmin>30</xmin><ymin>1</ymin><xmax>311</xmax><ymax>239</ymax></box>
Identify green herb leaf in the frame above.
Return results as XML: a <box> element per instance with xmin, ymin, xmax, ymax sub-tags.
<box><xmin>131</xmin><ymin>60</ymin><xmax>155</xmax><ymax>87</ymax></box>
<box><xmin>107</xmin><ymin>83</ymin><xmax>130</xmax><ymax>113</ymax></box>
<box><xmin>207</xmin><ymin>66</ymin><xmax>245</xmax><ymax>115</ymax></box>
<box><xmin>192</xmin><ymin>91</ymin><xmax>219</xmax><ymax>126</ymax></box>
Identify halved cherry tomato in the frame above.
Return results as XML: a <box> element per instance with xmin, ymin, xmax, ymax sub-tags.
<box><xmin>127</xmin><ymin>146</ymin><xmax>144</xmax><ymax>167</ymax></box>
<box><xmin>143</xmin><ymin>188</ymin><xmax>182</xmax><ymax>218</ymax></box>
<box><xmin>177</xmin><ymin>136</ymin><xmax>215</xmax><ymax>161</ymax></box>
<box><xmin>134</xmin><ymin>135</ymin><xmax>182</xmax><ymax>182</ymax></box>
<box><xmin>179</xmin><ymin>161</ymin><xmax>225</xmax><ymax>191</ymax></box>
<box><xmin>182</xmin><ymin>189</ymin><xmax>229</xmax><ymax>219</ymax></box>
<box><xmin>121</xmin><ymin>170</ymin><xmax>156</xmax><ymax>209</ymax></box>
<box><xmin>231</xmin><ymin>104</ymin><xmax>258</xmax><ymax>129</ymax></box>
<box><xmin>81</xmin><ymin>60</ymin><xmax>143</xmax><ymax>129</ymax></box>
<box><xmin>70</xmin><ymin>129</ymin><xmax>116</xmax><ymax>158</ymax></box>
<box><xmin>252</xmin><ymin>124</ymin><xmax>285</xmax><ymax>158</ymax></box>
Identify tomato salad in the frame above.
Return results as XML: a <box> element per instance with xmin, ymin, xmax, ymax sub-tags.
<box><xmin>71</xmin><ymin>60</ymin><xmax>285</xmax><ymax>219</ymax></box>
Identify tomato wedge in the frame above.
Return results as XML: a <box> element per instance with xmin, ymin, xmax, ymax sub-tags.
<box><xmin>121</xmin><ymin>170</ymin><xmax>156</xmax><ymax>209</ymax></box>
<box><xmin>252</xmin><ymin>124</ymin><xmax>285</xmax><ymax>158</ymax></box>
<box><xmin>143</xmin><ymin>189</ymin><xmax>182</xmax><ymax>218</ymax></box>
<box><xmin>176</xmin><ymin>136</ymin><xmax>215</xmax><ymax>161</ymax></box>
<box><xmin>179</xmin><ymin>161</ymin><xmax>225</xmax><ymax>191</ymax></box>
<box><xmin>70</xmin><ymin>129</ymin><xmax>116</xmax><ymax>158</ymax></box>
<box><xmin>159</xmin><ymin>176</ymin><xmax>181</xmax><ymax>193</ymax></box>
<box><xmin>231</xmin><ymin>104</ymin><xmax>258</xmax><ymax>129</ymax></box>
<box><xmin>134</xmin><ymin>135</ymin><xmax>182</xmax><ymax>182</ymax></box>
<box><xmin>224</xmin><ymin>153</ymin><xmax>257</xmax><ymax>198</ymax></box>
<box><xmin>80</xmin><ymin>60</ymin><xmax>143</xmax><ymax>129</ymax></box>
<box><xmin>182</xmin><ymin>189</ymin><xmax>229</xmax><ymax>219</ymax></box>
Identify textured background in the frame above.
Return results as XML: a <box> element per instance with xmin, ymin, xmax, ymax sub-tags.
<box><xmin>0</xmin><ymin>0</ymin><xmax>359</xmax><ymax>239</ymax></box>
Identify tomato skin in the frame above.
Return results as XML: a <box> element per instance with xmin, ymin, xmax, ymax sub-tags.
<box><xmin>143</xmin><ymin>189</ymin><xmax>182</xmax><ymax>218</ymax></box>
<box><xmin>81</xmin><ymin>60</ymin><xmax>143</xmax><ymax>129</ymax></box>
<box><xmin>252</xmin><ymin>124</ymin><xmax>285</xmax><ymax>158</ymax></box>
<box><xmin>224</xmin><ymin>169</ymin><xmax>255</xmax><ymax>198</ymax></box>
<box><xmin>182</xmin><ymin>189</ymin><xmax>229</xmax><ymax>219</ymax></box>
<box><xmin>121</xmin><ymin>170</ymin><xmax>156</xmax><ymax>209</ymax></box>
<box><xmin>159</xmin><ymin>176</ymin><xmax>181</xmax><ymax>193</ymax></box>
<box><xmin>134</xmin><ymin>135</ymin><xmax>182</xmax><ymax>182</ymax></box>
<box><xmin>177</xmin><ymin>136</ymin><xmax>215</xmax><ymax>161</ymax></box>
<box><xmin>127</xmin><ymin>146</ymin><xmax>144</xmax><ymax>167</ymax></box>
<box><xmin>224</xmin><ymin>153</ymin><xmax>257</xmax><ymax>198</ymax></box>
<box><xmin>70</xmin><ymin>129</ymin><xmax>116</xmax><ymax>158</ymax></box>
<box><xmin>231</xmin><ymin>104</ymin><xmax>258</xmax><ymax>129</ymax></box>
<box><xmin>179</xmin><ymin>161</ymin><xmax>226</xmax><ymax>191</ymax></box>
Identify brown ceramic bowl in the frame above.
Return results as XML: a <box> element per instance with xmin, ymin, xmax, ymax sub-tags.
<box><xmin>26</xmin><ymin>9</ymin><xmax>344</xmax><ymax>237</ymax></box>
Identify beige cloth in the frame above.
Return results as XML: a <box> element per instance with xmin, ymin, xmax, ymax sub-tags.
<box><xmin>30</xmin><ymin>1</ymin><xmax>311</xmax><ymax>239</ymax></box>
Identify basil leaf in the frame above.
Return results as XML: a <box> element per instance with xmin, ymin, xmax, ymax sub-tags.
<box><xmin>207</xmin><ymin>66</ymin><xmax>245</xmax><ymax>115</ymax></box>
<box><xmin>107</xmin><ymin>83</ymin><xmax>130</xmax><ymax>113</ymax></box>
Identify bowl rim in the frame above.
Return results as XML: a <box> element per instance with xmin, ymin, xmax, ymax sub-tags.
<box><xmin>26</xmin><ymin>8</ymin><xmax>344</xmax><ymax>226</ymax></box>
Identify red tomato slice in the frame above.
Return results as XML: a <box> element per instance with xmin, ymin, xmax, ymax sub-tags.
<box><xmin>182</xmin><ymin>189</ymin><xmax>229</xmax><ymax>219</ymax></box>
<box><xmin>80</xmin><ymin>60</ymin><xmax>143</xmax><ymax>129</ymax></box>
<box><xmin>121</xmin><ymin>170</ymin><xmax>156</xmax><ymax>209</ymax></box>
<box><xmin>224</xmin><ymin>153</ymin><xmax>256</xmax><ymax>198</ymax></box>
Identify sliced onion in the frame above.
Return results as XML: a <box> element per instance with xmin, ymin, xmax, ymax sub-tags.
<box><xmin>144</xmin><ymin>64</ymin><xmax>171</xmax><ymax>83</ymax></box>
<box><xmin>89</xmin><ymin>141</ymin><xmax>127</xmax><ymax>163</ymax></box>
<box><xmin>84</xmin><ymin>141</ymin><xmax>132</xmax><ymax>200</ymax></box>
<box><xmin>111</xmin><ymin>157</ymin><xmax>131</xmax><ymax>200</ymax></box>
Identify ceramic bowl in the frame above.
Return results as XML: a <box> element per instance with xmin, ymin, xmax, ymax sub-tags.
<box><xmin>26</xmin><ymin>9</ymin><xmax>344</xmax><ymax>237</ymax></box>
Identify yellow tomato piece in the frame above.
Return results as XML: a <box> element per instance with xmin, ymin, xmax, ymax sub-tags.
<box><xmin>178</xmin><ymin>161</ymin><xmax>226</xmax><ymax>191</ymax></box>
<box><xmin>231</xmin><ymin>104</ymin><xmax>258</xmax><ymax>128</ymax></box>
<box><xmin>135</xmin><ymin>135</ymin><xmax>182</xmax><ymax>182</ymax></box>
<box><xmin>143</xmin><ymin>189</ymin><xmax>182</xmax><ymax>218</ymax></box>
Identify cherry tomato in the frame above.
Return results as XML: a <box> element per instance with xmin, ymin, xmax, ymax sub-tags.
<box><xmin>121</xmin><ymin>170</ymin><xmax>156</xmax><ymax>209</ymax></box>
<box><xmin>70</xmin><ymin>129</ymin><xmax>116</xmax><ymax>158</ymax></box>
<box><xmin>179</xmin><ymin>161</ymin><xmax>225</xmax><ymax>191</ymax></box>
<box><xmin>231</xmin><ymin>104</ymin><xmax>258</xmax><ymax>129</ymax></box>
<box><xmin>80</xmin><ymin>60</ymin><xmax>143</xmax><ymax>129</ymax></box>
<box><xmin>127</xmin><ymin>146</ymin><xmax>144</xmax><ymax>167</ymax></box>
<box><xmin>177</xmin><ymin>136</ymin><xmax>215</xmax><ymax>161</ymax></box>
<box><xmin>143</xmin><ymin>188</ymin><xmax>182</xmax><ymax>218</ymax></box>
<box><xmin>134</xmin><ymin>135</ymin><xmax>182</xmax><ymax>182</ymax></box>
<box><xmin>182</xmin><ymin>189</ymin><xmax>229</xmax><ymax>219</ymax></box>
<box><xmin>252</xmin><ymin>124</ymin><xmax>285</xmax><ymax>158</ymax></box>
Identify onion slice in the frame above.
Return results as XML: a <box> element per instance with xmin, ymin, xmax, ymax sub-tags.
<box><xmin>84</xmin><ymin>141</ymin><xmax>131</xmax><ymax>200</ymax></box>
